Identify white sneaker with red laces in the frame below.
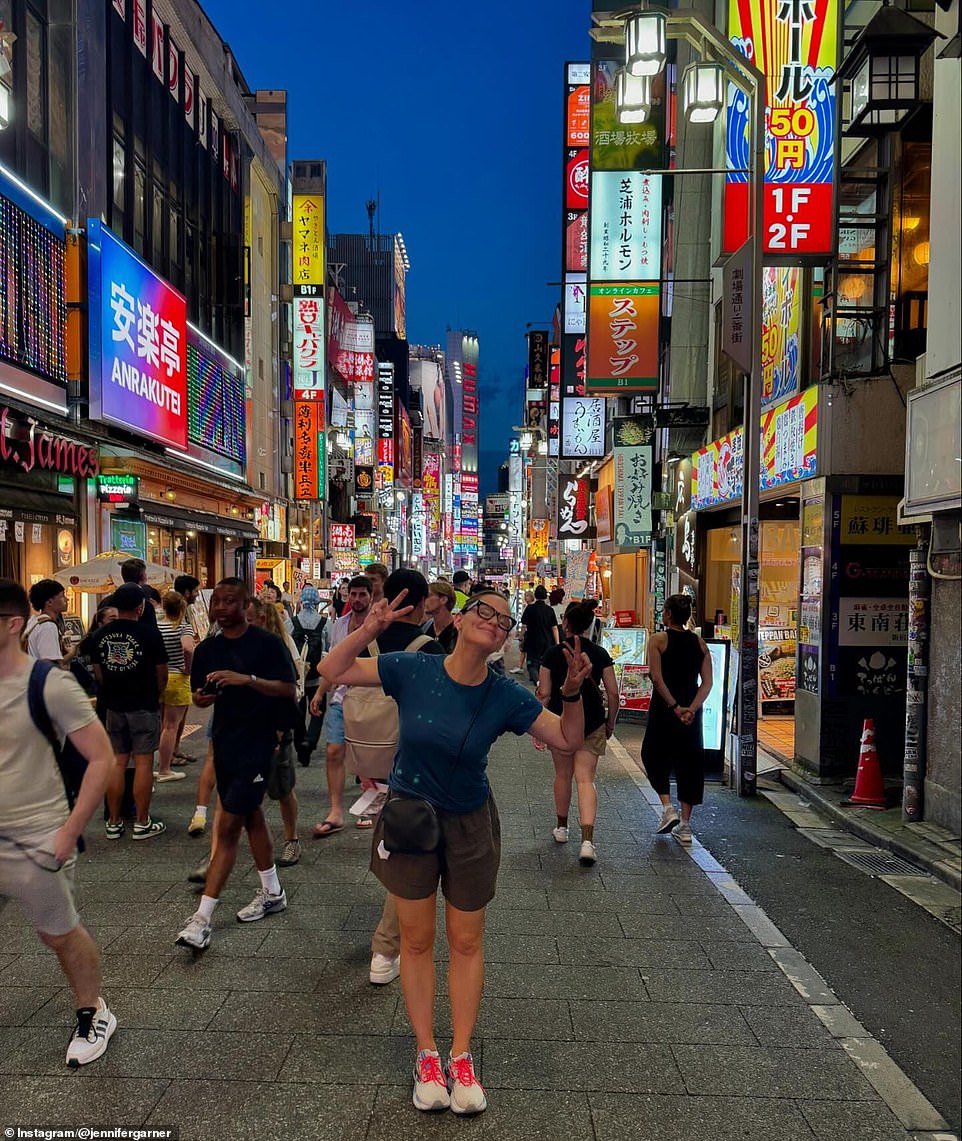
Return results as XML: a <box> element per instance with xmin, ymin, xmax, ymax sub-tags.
<box><xmin>412</xmin><ymin>1049</ymin><xmax>450</xmax><ymax>1111</ymax></box>
<box><xmin>446</xmin><ymin>1051</ymin><xmax>487</xmax><ymax>1115</ymax></box>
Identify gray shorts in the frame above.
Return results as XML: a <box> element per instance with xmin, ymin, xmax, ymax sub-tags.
<box><xmin>106</xmin><ymin>709</ymin><xmax>161</xmax><ymax>755</ymax></box>
<box><xmin>370</xmin><ymin>794</ymin><xmax>501</xmax><ymax>913</ymax></box>
<box><xmin>0</xmin><ymin>827</ymin><xmax>80</xmax><ymax>937</ymax></box>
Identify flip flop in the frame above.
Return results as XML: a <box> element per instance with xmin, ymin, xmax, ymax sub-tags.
<box><xmin>312</xmin><ymin>820</ymin><xmax>344</xmax><ymax>838</ymax></box>
<box><xmin>355</xmin><ymin>816</ymin><xmax>374</xmax><ymax>830</ymax></box>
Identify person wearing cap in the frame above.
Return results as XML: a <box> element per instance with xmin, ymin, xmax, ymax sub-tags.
<box><xmin>451</xmin><ymin>571</ymin><xmax>471</xmax><ymax>612</ymax></box>
<box><xmin>24</xmin><ymin>580</ymin><xmax>69</xmax><ymax>661</ymax></box>
<box><xmin>88</xmin><ymin>582</ymin><xmax>169</xmax><ymax>842</ymax></box>
<box><xmin>116</xmin><ymin>558</ymin><xmax>158</xmax><ymax>629</ymax></box>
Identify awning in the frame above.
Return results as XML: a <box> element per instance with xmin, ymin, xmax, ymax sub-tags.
<box><xmin>138</xmin><ymin>503</ymin><xmax>259</xmax><ymax>539</ymax></box>
<box><xmin>0</xmin><ymin>484</ymin><xmax>78</xmax><ymax>525</ymax></box>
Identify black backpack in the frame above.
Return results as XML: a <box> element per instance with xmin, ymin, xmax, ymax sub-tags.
<box><xmin>292</xmin><ymin>615</ymin><xmax>327</xmax><ymax>681</ymax></box>
<box><xmin>26</xmin><ymin>659</ymin><xmax>90</xmax><ymax>852</ymax></box>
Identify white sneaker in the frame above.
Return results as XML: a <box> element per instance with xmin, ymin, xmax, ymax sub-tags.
<box><xmin>579</xmin><ymin>840</ymin><xmax>597</xmax><ymax>867</ymax></box>
<box><xmin>674</xmin><ymin>821</ymin><xmax>693</xmax><ymax>845</ymax></box>
<box><xmin>236</xmin><ymin>887</ymin><xmax>287</xmax><ymax>923</ymax></box>
<box><xmin>552</xmin><ymin>826</ymin><xmax>569</xmax><ymax>843</ymax></box>
<box><xmin>65</xmin><ymin>998</ymin><xmax>117</xmax><ymax>1067</ymax></box>
<box><xmin>187</xmin><ymin>812</ymin><xmax>207</xmax><ymax>837</ymax></box>
<box><xmin>155</xmin><ymin>770</ymin><xmax>187</xmax><ymax>782</ymax></box>
<box><xmin>369</xmin><ymin>952</ymin><xmax>400</xmax><ymax>985</ymax></box>
<box><xmin>656</xmin><ymin>806</ymin><xmax>680</xmax><ymax>834</ymax></box>
<box><xmin>176</xmin><ymin>912</ymin><xmax>212</xmax><ymax>950</ymax></box>
<box><xmin>446</xmin><ymin>1051</ymin><xmax>487</xmax><ymax>1115</ymax></box>
<box><xmin>413</xmin><ymin>1049</ymin><xmax>450</xmax><ymax>1112</ymax></box>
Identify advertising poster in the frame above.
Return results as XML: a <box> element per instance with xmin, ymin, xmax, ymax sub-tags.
<box><xmin>87</xmin><ymin>221</ymin><xmax>188</xmax><ymax>448</ymax></box>
<box><xmin>761</xmin><ymin>267</ymin><xmax>802</xmax><ymax>407</ymax></box>
<box><xmin>529</xmin><ymin>519</ymin><xmax>549</xmax><ymax>562</ymax></box>
<box><xmin>353</xmin><ymin>410</ymin><xmax>376</xmax><ymax>466</ymax></box>
<box><xmin>566</xmin><ymin>549</ymin><xmax>590</xmax><ymax>597</ymax></box>
<box><xmin>587</xmin><ymin>284</ymin><xmax>660</xmax><ymax>392</ymax></box>
<box><xmin>725</xmin><ymin>0</ymin><xmax>838</xmax><ymax>255</ymax></box>
<box><xmin>758</xmin><ymin>626</ymin><xmax>798</xmax><ymax>703</ymax></box>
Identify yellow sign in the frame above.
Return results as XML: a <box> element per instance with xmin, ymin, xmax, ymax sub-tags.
<box><xmin>529</xmin><ymin>519</ymin><xmax>549</xmax><ymax>561</ymax></box>
<box><xmin>840</xmin><ymin>496</ymin><xmax>914</xmax><ymax>546</ymax></box>
<box><xmin>292</xmin><ymin>194</ymin><xmax>325</xmax><ymax>287</ymax></box>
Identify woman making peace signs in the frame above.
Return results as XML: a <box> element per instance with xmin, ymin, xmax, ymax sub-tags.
<box><xmin>320</xmin><ymin>583</ymin><xmax>592</xmax><ymax>1116</ymax></box>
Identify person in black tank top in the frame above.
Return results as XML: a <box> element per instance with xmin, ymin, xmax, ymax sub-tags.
<box><xmin>641</xmin><ymin>594</ymin><xmax>713</xmax><ymax>845</ymax></box>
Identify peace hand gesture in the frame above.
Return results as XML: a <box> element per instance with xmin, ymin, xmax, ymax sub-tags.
<box><xmin>361</xmin><ymin>590</ymin><xmax>413</xmax><ymax>639</ymax></box>
<box><xmin>561</xmin><ymin>634</ymin><xmax>592</xmax><ymax>697</ymax></box>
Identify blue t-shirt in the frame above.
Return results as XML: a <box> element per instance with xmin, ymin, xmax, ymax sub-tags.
<box><xmin>377</xmin><ymin>651</ymin><xmax>544</xmax><ymax>813</ymax></box>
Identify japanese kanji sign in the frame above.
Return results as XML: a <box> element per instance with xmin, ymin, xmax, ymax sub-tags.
<box><xmin>557</xmin><ymin>475</ymin><xmax>594</xmax><ymax>541</ymax></box>
<box><xmin>293</xmin><ymin>401</ymin><xmax>324</xmax><ymax>502</ymax></box>
<box><xmin>725</xmin><ymin>0</ymin><xmax>839</xmax><ymax>256</ymax></box>
<box><xmin>292</xmin><ymin>294</ymin><xmax>325</xmax><ymax>402</ymax></box>
<box><xmin>590</xmin><ymin>172</ymin><xmax>662</xmax><ymax>282</ymax></box>
<box><xmin>586</xmin><ymin>284</ymin><xmax>660</xmax><ymax>392</ymax></box>
<box><xmin>527</xmin><ymin>330</ymin><xmax>549</xmax><ymax>391</ymax></box>
<box><xmin>562</xmin><ymin>397</ymin><xmax>606</xmax><ymax>460</ymax></box>
<box><xmin>87</xmin><ymin>221</ymin><xmax>188</xmax><ymax>449</ymax></box>
<box><xmin>292</xmin><ymin>193</ymin><xmax>325</xmax><ymax>287</ymax></box>
<box><xmin>329</xmin><ymin>523</ymin><xmax>356</xmax><ymax>551</ymax></box>
<box><xmin>613</xmin><ymin>416</ymin><xmax>654</xmax><ymax>547</ymax></box>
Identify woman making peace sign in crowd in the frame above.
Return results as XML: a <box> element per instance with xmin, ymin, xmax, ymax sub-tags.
<box><xmin>320</xmin><ymin>583</ymin><xmax>592</xmax><ymax>1117</ymax></box>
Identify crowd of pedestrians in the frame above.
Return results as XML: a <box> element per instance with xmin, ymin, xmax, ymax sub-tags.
<box><xmin>0</xmin><ymin>562</ymin><xmax>710</xmax><ymax>1117</ymax></box>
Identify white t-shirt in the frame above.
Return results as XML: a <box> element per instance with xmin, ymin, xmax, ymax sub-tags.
<box><xmin>328</xmin><ymin>613</ymin><xmax>353</xmax><ymax>706</ymax></box>
<box><xmin>0</xmin><ymin>662</ymin><xmax>98</xmax><ymax>834</ymax></box>
<box><xmin>24</xmin><ymin>615</ymin><xmax>62</xmax><ymax>661</ymax></box>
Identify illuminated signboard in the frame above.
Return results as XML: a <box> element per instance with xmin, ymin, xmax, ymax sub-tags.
<box><xmin>565</xmin><ymin>149</ymin><xmax>589</xmax><ymax>210</ymax></box>
<box><xmin>376</xmin><ymin>362</ymin><xmax>395</xmax><ymax>488</ymax></box>
<box><xmin>186</xmin><ymin>338</ymin><xmax>246</xmax><ymax>464</ymax></box>
<box><xmin>692</xmin><ymin>386</ymin><xmax>819</xmax><ymax>509</ymax></box>
<box><xmin>292</xmin><ymin>194</ymin><xmax>325</xmax><ymax>287</ymax></box>
<box><xmin>562</xmin><ymin>397</ymin><xmax>606</xmax><ymax>460</ymax></box>
<box><xmin>0</xmin><ymin>184</ymin><xmax>68</xmax><ymax>387</ymax></box>
<box><xmin>293</xmin><ymin>400</ymin><xmax>324</xmax><ymax>501</ymax></box>
<box><xmin>292</xmin><ymin>294</ymin><xmax>325</xmax><ymax>402</ymax></box>
<box><xmin>590</xmin><ymin>172</ymin><xmax>662</xmax><ymax>282</ymax></box>
<box><xmin>96</xmin><ymin>473</ymin><xmax>139</xmax><ymax>503</ymax></box>
<box><xmin>586</xmin><ymin>284</ymin><xmax>660</xmax><ymax>392</ymax></box>
<box><xmin>87</xmin><ymin>220</ymin><xmax>188</xmax><ymax>448</ymax></box>
<box><xmin>761</xmin><ymin>267</ymin><xmax>802</xmax><ymax>408</ymax></box>
<box><xmin>724</xmin><ymin>0</ymin><xmax>839</xmax><ymax>256</ymax></box>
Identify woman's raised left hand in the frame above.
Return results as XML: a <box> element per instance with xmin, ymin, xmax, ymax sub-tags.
<box><xmin>560</xmin><ymin>635</ymin><xmax>592</xmax><ymax>696</ymax></box>
<box><xmin>361</xmin><ymin>590</ymin><xmax>414</xmax><ymax>639</ymax></box>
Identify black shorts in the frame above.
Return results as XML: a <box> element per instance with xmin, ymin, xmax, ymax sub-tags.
<box><xmin>369</xmin><ymin>794</ymin><xmax>501</xmax><ymax>912</ymax></box>
<box><xmin>213</xmin><ymin>746</ymin><xmax>274</xmax><ymax>816</ymax></box>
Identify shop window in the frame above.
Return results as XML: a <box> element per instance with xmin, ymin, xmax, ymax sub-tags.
<box><xmin>890</xmin><ymin>140</ymin><xmax>931</xmax><ymax>362</ymax></box>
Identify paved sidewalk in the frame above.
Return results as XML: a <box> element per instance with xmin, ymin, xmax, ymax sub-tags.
<box><xmin>0</xmin><ymin>722</ymin><xmax>955</xmax><ymax>1140</ymax></box>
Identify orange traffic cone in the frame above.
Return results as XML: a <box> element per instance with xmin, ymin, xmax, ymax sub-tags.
<box><xmin>845</xmin><ymin>719</ymin><xmax>888</xmax><ymax>808</ymax></box>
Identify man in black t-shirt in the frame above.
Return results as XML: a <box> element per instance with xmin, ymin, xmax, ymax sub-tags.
<box><xmin>519</xmin><ymin>585</ymin><xmax>559</xmax><ymax>687</ymax></box>
<box><xmin>90</xmin><ymin>583</ymin><xmax>168</xmax><ymax>842</ymax></box>
<box><xmin>176</xmin><ymin>578</ymin><xmax>296</xmax><ymax>952</ymax></box>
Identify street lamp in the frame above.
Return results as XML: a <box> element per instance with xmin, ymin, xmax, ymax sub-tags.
<box><xmin>837</xmin><ymin>6</ymin><xmax>937</xmax><ymax>136</ymax></box>
<box><xmin>626</xmin><ymin>10</ymin><xmax>667</xmax><ymax>77</ymax></box>
<box><xmin>681</xmin><ymin>62</ymin><xmax>725</xmax><ymax>124</ymax></box>
<box><xmin>615</xmin><ymin>69</ymin><xmax>653</xmax><ymax>123</ymax></box>
<box><xmin>593</xmin><ymin>8</ymin><xmax>766</xmax><ymax>797</ymax></box>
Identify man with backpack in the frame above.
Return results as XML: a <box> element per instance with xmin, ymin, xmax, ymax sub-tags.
<box><xmin>0</xmin><ymin>579</ymin><xmax>118</xmax><ymax>1067</ymax></box>
<box><xmin>290</xmin><ymin>584</ymin><xmax>329</xmax><ymax>766</ymax></box>
<box><xmin>23</xmin><ymin>579</ymin><xmax>69</xmax><ymax>661</ymax></box>
<box><xmin>340</xmin><ymin>569</ymin><xmax>445</xmax><ymax>986</ymax></box>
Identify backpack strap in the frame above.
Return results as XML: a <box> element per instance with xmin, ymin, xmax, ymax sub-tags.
<box><xmin>405</xmin><ymin>633</ymin><xmax>433</xmax><ymax>653</ymax></box>
<box><xmin>26</xmin><ymin>661</ymin><xmax>84</xmax><ymax>849</ymax></box>
<box><xmin>27</xmin><ymin>659</ymin><xmax>58</xmax><ymax>748</ymax></box>
<box><xmin>366</xmin><ymin>640</ymin><xmax>380</xmax><ymax>658</ymax></box>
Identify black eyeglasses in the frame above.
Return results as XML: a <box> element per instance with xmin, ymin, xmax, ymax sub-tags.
<box><xmin>465</xmin><ymin>599</ymin><xmax>517</xmax><ymax>632</ymax></box>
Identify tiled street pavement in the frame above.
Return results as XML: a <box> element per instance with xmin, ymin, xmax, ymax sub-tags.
<box><xmin>0</xmin><ymin>720</ymin><xmax>953</xmax><ymax>1141</ymax></box>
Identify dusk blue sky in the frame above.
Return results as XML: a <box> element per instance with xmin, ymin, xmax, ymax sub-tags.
<box><xmin>201</xmin><ymin>0</ymin><xmax>590</xmax><ymax>496</ymax></box>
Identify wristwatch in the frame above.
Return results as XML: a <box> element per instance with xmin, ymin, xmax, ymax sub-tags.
<box><xmin>249</xmin><ymin>674</ymin><xmax>257</xmax><ymax>685</ymax></box>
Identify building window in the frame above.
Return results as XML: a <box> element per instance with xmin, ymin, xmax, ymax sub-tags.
<box><xmin>112</xmin><ymin>123</ymin><xmax>126</xmax><ymax>229</ymax></box>
<box><xmin>132</xmin><ymin>151</ymin><xmax>146</xmax><ymax>254</ymax></box>
<box><xmin>25</xmin><ymin>9</ymin><xmax>45</xmax><ymax>140</ymax></box>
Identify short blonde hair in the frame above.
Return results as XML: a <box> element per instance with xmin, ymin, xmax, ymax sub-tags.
<box><xmin>162</xmin><ymin>590</ymin><xmax>187</xmax><ymax>624</ymax></box>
